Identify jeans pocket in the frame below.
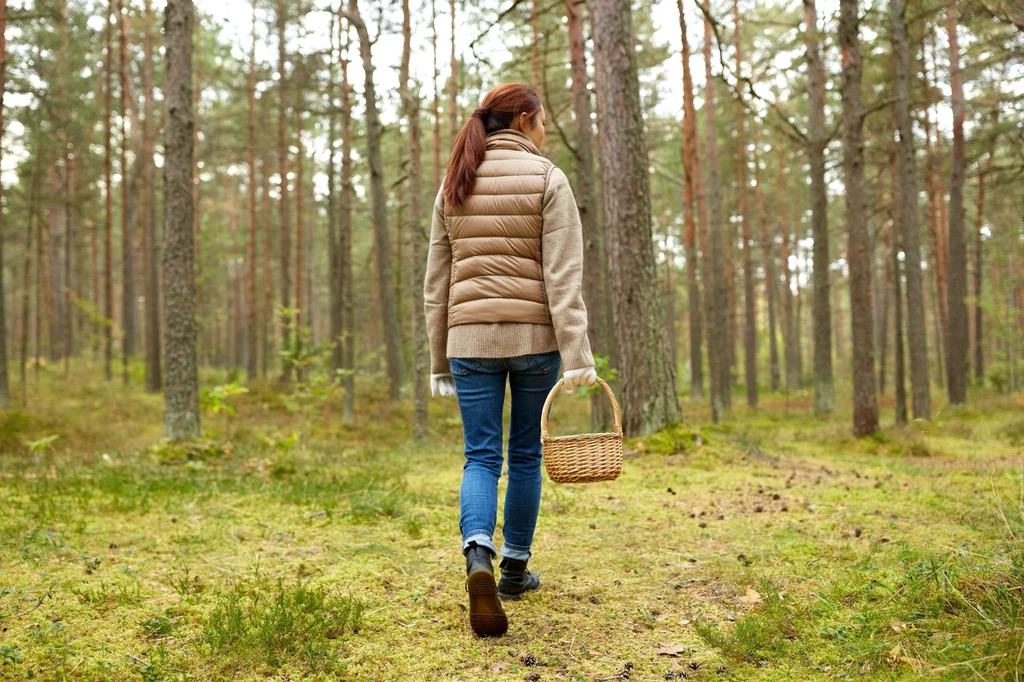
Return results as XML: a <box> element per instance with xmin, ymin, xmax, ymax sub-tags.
<box><xmin>450</xmin><ymin>358</ymin><xmax>481</xmax><ymax>376</ymax></box>
<box><xmin>526</xmin><ymin>351</ymin><xmax>561</xmax><ymax>374</ymax></box>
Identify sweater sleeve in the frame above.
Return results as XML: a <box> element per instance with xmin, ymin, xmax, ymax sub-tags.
<box><xmin>541</xmin><ymin>167</ymin><xmax>594</xmax><ymax>371</ymax></box>
<box><xmin>424</xmin><ymin>187</ymin><xmax>452</xmax><ymax>375</ymax></box>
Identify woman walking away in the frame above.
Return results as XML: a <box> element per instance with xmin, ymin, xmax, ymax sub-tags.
<box><xmin>424</xmin><ymin>83</ymin><xmax>597</xmax><ymax>637</ymax></box>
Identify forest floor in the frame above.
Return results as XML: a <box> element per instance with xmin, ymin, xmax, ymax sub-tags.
<box><xmin>1</xmin><ymin>362</ymin><xmax>1022</xmax><ymax>682</ymax></box>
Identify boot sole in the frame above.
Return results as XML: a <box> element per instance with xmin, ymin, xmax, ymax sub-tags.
<box><xmin>467</xmin><ymin>569</ymin><xmax>508</xmax><ymax>637</ymax></box>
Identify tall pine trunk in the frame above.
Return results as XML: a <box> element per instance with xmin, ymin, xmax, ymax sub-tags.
<box><xmin>143</xmin><ymin>0</ymin><xmax>161</xmax><ymax>391</ymax></box>
<box><xmin>246</xmin><ymin>0</ymin><xmax>258</xmax><ymax>381</ymax></box>
<box><xmin>339</xmin><ymin>17</ymin><xmax>355</xmax><ymax>423</ymax></box>
<box><xmin>449</xmin><ymin>0</ymin><xmax>457</xmax><ymax>141</ymax></box>
<box><xmin>703</xmin><ymin>0</ymin><xmax>729</xmax><ymax>422</ymax></box>
<box><xmin>566</xmin><ymin>0</ymin><xmax>614</xmax><ymax>430</ymax></box>
<box><xmin>348</xmin><ymin>0</ymin><xmax>404</xmax><ymax>401</ymax></box>
<box><xmin>0</xmin><ymin>0</ymin><xmax>8</xmax><ymax>408</ymax></box>
<box><xmin>277</xmin><ymin>0</ymin><xmax>292</xmax><ymax>380</ymax></box>
<box><xmin>163</xmin><ymin>0</ymin><xmax>200</xmax><ymax>440</ymax></box>
<box><xmin>891</xmin><ymin>0</ymin><xmax>931</xmax><ymax>420</ymax></box>
<box><xmin>119</xmin><ymin>0</ymin><xmax>136</xmax><ymax>379</ymax></box>
<box><xmin>734</xmin><ymin>0</ymin><xmax>757</xmax><ymax>407</ymax></box>
<box><xmin>590</xmin><ymin>0</ymin><xmax>680</xmax><ymax>436</ymax></box>
<box><xmin>401</xmin><ymin>0</ymin><xmax>428</xmax><ymax>438</ymax></box>
<box><xmin>840</xmin><ymin>0</ymin><xmax>878</xmax><ymax>436</ymax></box>
<box><xmin>104</xmin><ymin>0</ymin><xmax>114</xmax><ymax>381</ymax></box>
<box><xmin>974</xmin><ymin>126</ymin><xmax>994</xmax><ymax>381</ymax></box>
<box><xmin>944</xmin><ymin>4</ymin><xmax>967</xmax><ymax>404</ymax></box>
<box><xmin>804</xmin><ymin>0</ymin><xmax>834</xmax><ymax>414</ymax></box>
<box><xmin>677</xmin><ymin>0</ymin><xmax>704</xmax><ymax>399</ymax></box>
<box><xmin>754</xmin><ymin>143</ymin><xmax>779</xmax><ymax>392</ymax></box>
<box><xmin>327</xmin><ymin>13</ymin><xmax>341</xmax><ymax>374</ymax></box>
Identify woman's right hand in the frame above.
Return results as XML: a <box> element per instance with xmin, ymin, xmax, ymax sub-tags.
<box><xmin>562</xmin><ymin>367</ymin><xmax>598</xmax><ymax>394</ymax></box>
<box><xmin>430</xmin><ymin>374</ymin><xmax>457</xmax><ymax>398</ymax></box>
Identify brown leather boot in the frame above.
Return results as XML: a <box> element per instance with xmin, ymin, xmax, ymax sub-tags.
<box><xmin>465</xmin><ymin>543</ymin><xmax>508</xmax><ymax>637</ymax></box>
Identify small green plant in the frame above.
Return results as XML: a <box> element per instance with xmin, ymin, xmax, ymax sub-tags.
<box><xmin>24</xmin><ymin>434</ymin><xmax>60</xmax><ymax>454</ymax></box>
<box><xmin>0</xmin><ymin>646</ymin><xmax>21</xmax><ymax>666</ymax></box>
<box><xmin>200</xmin><ymin>383</ymin><xmax>249</xmax><ymax>416</ymax></box>
<box><xmin>694</xmin><ymin>580</ymin><xmax>802</xmax><ymax>664</ymax></box>
<box><xmin>202</xmin><ymin>573</ymin><xmax>362</xmax><ymax>673</ymax></box>
<box><xmin>141</xmin><ymin>612</ymin><xmax>176</xmax><ymax>638</ymax></box>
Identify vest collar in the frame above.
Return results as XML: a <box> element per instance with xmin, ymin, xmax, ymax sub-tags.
<box><xmin>486</xmin><ymin>129</ymin><xmax>542</xmax><ymax>156</ymax></box>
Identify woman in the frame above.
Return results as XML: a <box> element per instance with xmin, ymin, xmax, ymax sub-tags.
<box><xmin>424</xmin><ymin>83</ymin><xmax>597</xmax><ymax>637</ymax></box>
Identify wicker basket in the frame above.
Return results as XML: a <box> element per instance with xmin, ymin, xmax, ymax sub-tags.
<box><xmin>541</xmin><ymin>377</ymin><xmax>623</xmax><ymax>484</ymax></box>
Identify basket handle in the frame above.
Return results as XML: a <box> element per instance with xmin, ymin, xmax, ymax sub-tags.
<box><xmin>540</xmin><ymin>376</ymin><xmax>623</xmax><ymax>439</ymax></box>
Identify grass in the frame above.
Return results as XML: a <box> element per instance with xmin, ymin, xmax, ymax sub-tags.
<box><xmin>0</xmin><ymin>360</ymin><xmax>1022</xmax><ymax>680</ymax></box>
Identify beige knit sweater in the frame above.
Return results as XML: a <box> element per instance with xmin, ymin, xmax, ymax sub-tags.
<box><xmin>424</xmin><ymin>132</ymin><xmax>593</xmax><ymax>375</ymax></box>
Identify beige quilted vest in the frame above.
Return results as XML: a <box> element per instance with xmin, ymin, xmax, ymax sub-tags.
<box><xmin>445</xmin><ymin>131</ymin><xmax>554</xmax><ymax>328</ymax></box>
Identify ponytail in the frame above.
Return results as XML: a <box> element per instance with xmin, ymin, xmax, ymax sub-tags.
<box><xmin>443</xmin><ymin>83</ymin><xmax>542</xmax><ymax>208</ymax></box>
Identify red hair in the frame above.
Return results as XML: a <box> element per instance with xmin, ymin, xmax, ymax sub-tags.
<box><xmin>443</xmin><ymin>83</ymin><xmax>542</xmax><ymax>208</ymax></box>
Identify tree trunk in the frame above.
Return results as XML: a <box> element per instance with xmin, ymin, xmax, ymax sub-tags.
<box><xmin>677</xmin><ymin>0</ymin><xmax>704</xmax><ymax>400</ymax></box>
<box><xmin>400</xmin><ymin>0</ymin><xmax>429</xmax><ymax>438</ymax></box>
<box><xmin>893</xmin><ymin>230</ymin><xmax>907</xmax><ymax>425</ymax></box>
<box><xmin>803</xmin><ymin>0</ymin><xmax>834</xmax><ymax>414</ymax></box>
<box><xmin>260</xmin><ymin>150</ymin><xmax>274</xmax><ymax>379</ymax></box>
<box><xmin>348</xmin><ymin>0</ymin><xmax>404</xmax><ymax>401</ymax></box>
<box><xmin>432</xmin><ymin>0</ymin><xmax>441</xmax><ymax>190</ymax></box>
<box><xmin>702</xmin><ymin>0</ymin><xmax>729</xmax><ymax>421</ymax></box>
<box><xmin>945</xmin><ymin>4</ymin><xmax>967</xmax><ymax>404</ymax></box>
<box><xmin>244</xmin><ymin>0</ymin><xmax>258</xmax><ymax>381</ymax></box>
<box><xmin>293</xmin><ymin>58</ymin><xmax>305</xmax><ymax>379</ymax></box>
<box><xmin>277</xmin><ymin>0</ymin><xmax>292</xmax><ymax>381</ymax></box>
<box><xmin>840</xmin><ymin>0</ymin><xmax>878</xmax><ymax>436</ymax></box>
<box><xmin>754</xmin><ymin>143</ymin><xmax>779</xmax><ymax>392</ymax></box>
<box><xmin>327</xmin><ymin>13</ymin><xmax>341</xmax><ymax>375</ymax></box>
<box><xmin>119</xmin><ymin>0</ymin><xmax>136</xmax><ymax>379</ymax></box>
<box><xmin>974</xmin><ymin>125</ymin><xmax>994</xmax><ymax>382</ymax></box>
<box><xmin>877</xmin><ymin>220</ymin><xmax>891</xmax><ymax>394</ymax></box>
<box><xmin>20</xmin><ymin>135</ymin><xmax>41</xmax><ymax>402</ymax></box>
<box><xmin>103</xmin><ymin>0</ymin><xmax>114</xmax><ymax>381</ymax></box>
<box><xmin>778</xmin><ymin>148</ymin><xmax>799</xmax><ymax>391</ymax></box>
<box><xmin>0</xmin><ymin>0</ymin><xmax>8</xmax><ymax>408</ymax></box>
<box><xmin>891</xmin><ymin>0</ymin><xmax>931</xmax><ymax>420</ymax></box>
<box><xmin>589</xmin><ymin>0</ymin><xmax>680</xmax><ymax>436</ymax></box>
<box><xmin>449</xmin><ymin>0</ymin><xmax>457</xmax><ymax>142</ymax></box>
<box><xmin>567</xmin><ymin>0</ymin><xmax>613</xmax><ymax>430</ymax></box>
<box><xmin>339</xmin><ymin>16</ymin><xmax>355</xmax><ymax>424</ymax></box>
<box><xmin>734</xmin><ymin>0</ymin><xmax>757</xmax><ymax>407</ymax></box>
<box><xmin>163</xmin><ymin>0</ymin><xmax>200</xmax><ymax>440</ymax></box>
<box><xmin>143</xmin><ymin>0</ymin><xmax>161</xmax><ymax>392</ymax></box>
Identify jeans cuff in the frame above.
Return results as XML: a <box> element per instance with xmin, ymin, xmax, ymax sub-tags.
<box><xmin>462</xmin><ymin>532</ymin><xmax>496</xmax><ymax>558</ymax></box>
<box><xmin>499</xmin><ymin>542</ymin><xmax>532</xmax><ymax>561</ymax></box>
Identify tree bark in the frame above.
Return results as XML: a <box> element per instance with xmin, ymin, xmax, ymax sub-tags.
<box><xmin>163</xmin><ymin>0</ymin><xmax>200</xmax><ymax>440</ymax></box>
<box><xmin>840</xmin><ymin>0</ymin><xmax>878</xmax><ymax>436</ymax></box>
<box><xmin>566</xmin><ymin>0</ymin><xmax>613</xmax><ymax>430</ymax></box>
<box><xmin>734</xmin><ymin>0</ymin><xmax>757</xmax><ymax>407</ymax></box>
<box><xmin>677</xmin><ymin>0</ymin><xmax>704</xmax><ymax>400</ymax></box>
<box><xmin>974</xmin><ymin>125</ymin><xmax>994</xmax><ymax>382</ymax></box>
<box><xmin>891</xmin><ymin>0</ymin><xmax>931</xmax><ymax>420</ymax></box>
<box><xmin>400</xmin><ymin>0</ymin><xmax>429</xmax><ymax>438</ymax></box>
<box><xmin>777</xmin><ymin>148</ymin><xmax>799</xmax><ymax>391</ymax></box>
<box><xmin>294</xmin><ymin>57</ymin><xmax>305</xmax><ymax>378</ymax></box>
<box><xmin>944</xmin><ymin>4</ymin><xmax>967</xmax><ymax>404</ymax></box>
<box><xmin>803</xmin><ymin>0</ymin><xmax>834</xmax><ymax>414</ymax></box>
<box><xmin>754</xmin><ymin>143</ymin><xmax>779</xmax><ymax>392</ymax></box>
<box><xmin>327</xmin><ymin>12</ymin><xmax>341</xmax><ymax>374</ymax></box>
<box><xmin>245</xmin><ymin>0</ymin><xmax>258</xmax><ymax>381</ymax></box>
<box><xmin>590</xmin><ymin>0</ymin><xmax>680</xmax><ymax>436</ymax></box>
<box><xmin>143</xmin><ymin>0</ymin><xmax>161</xmax><ymax>392</ymax></box>
<box><xmin>0</xmin><ymin>0</ymin><xmax>8</xmax><ymax>408</ymax></box>
<box><xmin>103</xmin><ymin>0</ymin><xmax>114</xmax><ymax>380</ymax></box>
<box><xmin>702</xmin><ymin>0</ymin><xmax>729</xmax><ymax>421</ymax></box>
<box><xmin>347</xmin><ymin>0</ymin><xmax>404</xmax><ymax>401</ymax></box>
<box><xmin>432</xmin><ymin>0</ymin><xmax>441</xmax><ymax>190</ymax></box>
<box><xmin>449</xmin><ymin>0</ymin><xmax>457</xmax><ymax>142</ymax></box>
<box><xmin>339</xmin><ymin>15</ymin><xmax>355</xmax><ymax>423</ymax></box>
<box><xmin>277</xmin><ymin>0</ymin><xmax>292</xmax><ymax>381</ymax></box>
<box><xmin>119</xmin><ymin>0</ymin><xmax>136</xmax><ymax>379</ymax></box>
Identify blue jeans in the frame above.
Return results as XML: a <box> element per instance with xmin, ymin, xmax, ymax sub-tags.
<box><xmin>450</xmin><ymin>351</ymin><xmax>561</xmax><ymax>561</ymax></box>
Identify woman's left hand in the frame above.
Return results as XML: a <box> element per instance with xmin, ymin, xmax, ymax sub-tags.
<box><xmin>431</xmin><ymin>374</ymin><xmax>458</xmax><ymax>398</ymax></box>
